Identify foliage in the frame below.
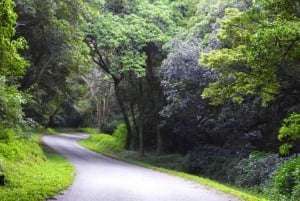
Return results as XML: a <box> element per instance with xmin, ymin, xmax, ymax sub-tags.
<box><xmin>0</xmin><ymin>0</ymin><xmax>28</xmax><ymax>129</ymax></box>
<box><xmin>0</xmin><ymin>77</ymin><xmax>26</xmax><ymax>128</ymax></box>
<box><xmin>271</xmin><ymin>156</ymin><xmax>300</xmax><ymax>201</ymax></box>
<box><xmin>234</xmin><ymin>153</ymin><xmax>283</xmax><ymax>188</ymax></box>
<box><xmin>186</xmin><ymin>0</ymin><xmax>251</xmax><ymax>38</ymax></box>
<box><xmin>87</xmin><ymin>11</ymin><xmax>169</xmax><ymax>78</ymax></box>
<box><xmin>86</xmin><ymin>0</ymin><xmax>187</xmax><ymax>150</ymax></box>
<box><xmin>15</xmin><ymin>0</ymin><xmax>91</xmax><ymax>127</ymax></box>
<box><xmin>200</xmin><ymin>0</ymin><xmax>300</xmax><ymax>106</ymax></box>
<box><xmin>278</xmin><ymin>113</ymin><xmax>300</xmax><ymax>155</ymax></box>
<box><xmin>0</xmin><ymin>0</ymin><xmax>28</xmax><ymax>76</ymax></box>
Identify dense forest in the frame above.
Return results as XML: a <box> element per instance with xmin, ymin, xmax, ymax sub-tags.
<box><xmin>1</xmin><ymin>0</ymin><xmax>300</xmax><ymax>200</ymax></box>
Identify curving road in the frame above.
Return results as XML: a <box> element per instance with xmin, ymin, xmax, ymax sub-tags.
<box><xmin>42</xmin><ymin>134</ymin><xmax>241</xmax><ymax>201</ymax></box>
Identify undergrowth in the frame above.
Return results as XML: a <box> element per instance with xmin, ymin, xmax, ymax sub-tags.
<box><xmin>0</xmin><ymin>129</ymin><xmax>74</xmax><ymax>201</ymax></box>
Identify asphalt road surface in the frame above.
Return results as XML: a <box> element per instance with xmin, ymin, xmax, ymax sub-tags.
<box><xmin>42</xmin><ymin>134</ymin><xmax>242</xmax><ymax>201</ymax></box>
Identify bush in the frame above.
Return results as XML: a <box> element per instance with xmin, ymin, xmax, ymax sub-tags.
<box><xmin>112</xmin><ymin>124</ymin><xmax>126</xmax><ymax>147</ymax></box>
<box><xmin>270</xmin><ymin>156</ymin><xmax>300</xmax><ymax>201</ymax></box>
<box><xmin>183</xmin><ymin>146</ymin><xmax>240</xmax><ymax>183</ymax></box>
<box><xmin>0</xmin><ymin>128</ymin><xmax>15</xmax><ymax>142</ymax></box>
<box><xmin>234</xmin><ymin>153</ymin><xmax>283</xmax><ymax>187</ymax></box>
<box><xmin>80</xmin><ymin>124</ymin><xmax>127</xmax><ymax>153</ymax></box>
<box><xmin>278</xmin><ymin>113</ymin><xmax>300</xmax><ymax>155</ymax></box>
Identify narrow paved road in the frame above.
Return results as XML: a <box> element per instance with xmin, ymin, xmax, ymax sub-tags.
<box><xmin>42</xmin><ymin>134</ymin><xmax>241</xmax><ymax>201</ymax></box>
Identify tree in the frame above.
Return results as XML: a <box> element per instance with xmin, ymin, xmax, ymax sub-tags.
<box><xmin>200</xmin><ymin>0</ymin><xmax>300</xmax><ymax>106</ymax></box>
<box><xmin>14</xmin><ymin>0</ymin><xmax>91</xmax><ymax>126</ymax></box>
<box><xmin>0</xmin><ymin>0</ymin><xmax>27</xmax><ymax>128</ymax></box>
<box><xmin>86</xmin><ymin>11</ymin><xmax>168</xmax><ymax>150</ymax></box>
<box><xmin>78</xmin><ymin>68</ymin><xmax>115</xmax><ymax>130</ymax></box>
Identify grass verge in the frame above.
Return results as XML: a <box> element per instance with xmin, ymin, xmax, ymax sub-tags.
<box><xmin>79</xmin><ymin>131</ymin><xmax>268</xmax><ymax>201</ymax></box>
<box><xmin>0</xmin><ymin>134</ymin><xmax>74</xmax><ymax>201</ymax></box>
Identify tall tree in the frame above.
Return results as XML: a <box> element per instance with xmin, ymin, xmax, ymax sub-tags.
<box><xmin>86</xmin><ymin>0</ymin><xmax>188</xmax><ymax>152</ymax></box>
<box><xmin>86</xmin><ymin>11</ymin><xmax>168</xmax><ymax>149</ymax></box>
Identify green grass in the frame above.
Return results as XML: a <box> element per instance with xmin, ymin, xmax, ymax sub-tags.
<box><xmin>0</xmin><ymin>134</ymin><xmax>74</xmax><ymax>201</ymax></box>
<box><xmin>79</xmin><ymin>131</ymin><xmax>268</xmax><ymax>201</ymax></box>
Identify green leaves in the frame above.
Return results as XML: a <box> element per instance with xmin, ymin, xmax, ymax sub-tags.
<box><xmin>200</xmin><ymin>0</ymin><xmax>300</xmax><ymax>106</ymax></box>
<box><xmin>88</xmin><ymin>5</ymin><xmax>171</xmax><ymax>79</ymax></box>
<box><xmin>278</xmin><ymin>113</ymin><xmax>300</xmax><ymax>155</ymax></box>
<box><xmin>0</xmin><ymin>0</ymin><xmax>28</xmax><ymax>76</ymax></box>
<box><xmin>0</xmin><ymin>0</ymin><xmax>28</xmax><ymax>128</ymax></box>
<box><xmin>120</xmin><ymin>51</ymin><xmax>146</xmax><ymax>77</ymax></box>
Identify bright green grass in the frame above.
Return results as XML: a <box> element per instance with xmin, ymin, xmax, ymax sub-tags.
<box><xmin>0</xmin><ymin>135</ymin><xmax>74</xmax><ymax>201</ymax></box>
<box><xmin>80</xmin><ymin>133</ymin><xmax>269</xmax><ymax>201</ymax></box>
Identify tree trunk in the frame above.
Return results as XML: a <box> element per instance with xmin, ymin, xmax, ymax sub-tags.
<box><xmin>114</xmin><ymin>84</ymin><xmax>132</xmax><ymax>150</ymax></box>
<box><xmin>138</xmin><ymin>114</ymin><xmax>144</xmax><ymax>156</ymax></box>
<box><xmin>137</xmin><ymin>79</ymin><xmax>145</xmax><ymax>156</ymax></box>
<box><xmin>156</xmin><ymin>119</ymin><xmax>163</xmax><ymax>154</ymax></box>
<box><xmin>130</xmin><ymin>103</ymin><xmax>139</xmax><ymax>142</ymax></box>
<box><xmin>0</xmin><ymin>174</ymin><xmax>5</xmax><ymax>186</ymax></box>
<box><xmin>46</xmin><ymin>108</ymin><xmax>60</xmax><ymax>128</ymax></box>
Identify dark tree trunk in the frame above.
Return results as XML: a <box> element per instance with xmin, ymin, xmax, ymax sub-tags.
<box><xmin>114</xmin><ymin>83</ymin><xmax>132</xmax><ymax>150</ymax></box>
<box><xmin>130</xmin><ymin>103</ymin><xmax>139</xmax><ymax>136</ymax></box>
<box><xmin>0</xmin><ymin>174</ymin><xmax>5</xmax><ymax>186</ymax></box>
<box><xmin>137</xmin><ymin>79</ymin><xmax>145</xmax><ymax>156</ymax></box>
<box><xmin>138</xmin><ymin>113</ymin><xmax>144</xmax><ymax>156</ymax></box>
<box><xmin>46</xmin><ymin>108</ymin><xmax>60</xmax><ymax>128</ymax></box>
<box><xmin>156</xmin><ymin>119</ymin><xmax>163</xmax><ymax>154</ymax></box>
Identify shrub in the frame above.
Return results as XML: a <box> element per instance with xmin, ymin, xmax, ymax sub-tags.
<box><xmin>183</xmin><ymin>146</ymin><xmax>240</xmax><ymax>183</ymax></box>
<box><xmin>80</xmin><ymin>124</ymin><xmax>127</xmax><ymax>153</ymax></box>
<box><xmin>234</xmin><ymin>153</ymin><xmax>283</xmax><ymax>187</ymax></box>
<box><xmin>278</xmin><ymin>113</ymin><xmax>300</xmax><ymax>155</ymax></box>
<box><xmin>271</xmin><ymin>156</ymin><xmax>300</xmax><ymax>201</ymax></box>
<box><xmin>112</xmin><ymin>124</ymin><xmax>126</xmax><ymax>148</ymax></box>
<box><xmin>0</xmin><ymin>128</ymin><xmax>15</xmax><ymax>142</ymax></box>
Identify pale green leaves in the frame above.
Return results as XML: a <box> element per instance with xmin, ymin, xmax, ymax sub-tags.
<box><xmin>278</xmin><ymin>113</ymin><xmax>300</xmax><ymax>155</ymax></box>
<box><xmin>0</xmin><ymin>0</ymin><xmax>28</xmax><ymax>76</ymax></box>
<box><xmin>89</xmin><ymin>11</ymin><xmax>168</xmax><ymax>77</ymax></box>
<box><xmin>120</xmin><ymin>51</ymin><xmax>146</xmax><ymax>77</ymax></box>
<box><xmin>200</xmin><ymin>1</ymin><xmax>300</xmax><ymax>106</ymax></box>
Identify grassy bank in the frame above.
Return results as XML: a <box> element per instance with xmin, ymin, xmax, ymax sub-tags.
<box><xmin>79</xmin><ymin>125</ymin><xmax>268</xmax><ymax>201</ymax></box>
<box><xmin>0</xmin><ymin>131</ymin><xmax>74</xmax><ymax>201</ymax></box>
